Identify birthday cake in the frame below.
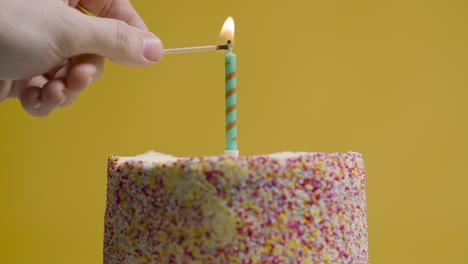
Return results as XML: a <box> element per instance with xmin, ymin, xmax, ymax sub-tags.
<box><xmin>103</xmin><ymin>151</ymin><xmax>368</xmax><ymax>263</ymax></box>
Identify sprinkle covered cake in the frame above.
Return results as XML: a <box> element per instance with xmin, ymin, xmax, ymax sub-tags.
<box><xmin>103</xmin><ymin>151</ymin><xmax>368</xmax><ymax>263</ymax></box>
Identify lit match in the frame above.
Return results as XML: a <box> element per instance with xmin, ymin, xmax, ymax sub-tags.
<box><xmin>164</xmin><ymin>44</ymin><xmax>229</xmax><ymax>55</ymax></box>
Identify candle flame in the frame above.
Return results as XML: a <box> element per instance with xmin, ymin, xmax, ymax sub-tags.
<box><xmin>219</xmin><ymin>17</ymin><xmax>235</xmax><ymax>47</ymax></box>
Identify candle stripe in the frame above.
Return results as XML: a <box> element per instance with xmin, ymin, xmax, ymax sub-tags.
<box><xmin>225</xmin><ymin>94</ymin><xmax>236</xmax><ymax>110</ymax></box>
<box><xmin>226</xmin><ymin>121</ymin><xmax>237</xmax><ymax>131</ymax></box>
<box><xmin>226</xmin><ymin>110</ymin><xmax>237</xmax><ymax>127</ymax></box>
<box><xmin>225</xmin><ymin>72</ymin><xmax>236</xmax><ymax>82</ymax></box>
<box><xmin>225</xmin><ymin>88</ymin><xmax>237</xmax><ymax>98</ymax></box>
<box><xmin>226</xmin><ymin>105</ymin><xmax>236</xmax><ymax>115</ymax></box>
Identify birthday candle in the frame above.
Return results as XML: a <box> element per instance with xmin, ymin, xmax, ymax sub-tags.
<box><xmin>162</xmin><ymin>17</ymin><xmax>238</xmax><ymax>156</ymax></box>
<box><xmin>225</xmin><ymin>41</ymin><xmax>237</xmax><ymax>152</ymax></box>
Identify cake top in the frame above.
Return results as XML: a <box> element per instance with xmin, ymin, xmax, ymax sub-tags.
<box><xmin>113</xmin><ymin>150</ymin><xmax>363</xmax><ymax>167</ymax></box>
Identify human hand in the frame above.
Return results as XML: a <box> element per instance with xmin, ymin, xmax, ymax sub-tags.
<box><xmin>0</xmin><ymin>0</ymin><xmax>163</xmax><ymax>117</ymax></box>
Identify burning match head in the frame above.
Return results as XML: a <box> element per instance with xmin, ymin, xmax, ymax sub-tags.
<box><xmin>226</xmin><ymin>40</ymin><xmax>233</xmax><ymax>52</ymax></box>
<box><xmin>215</xmin><ymin>41</ymin><xmax>232</xmax><ymax>52</ymax></box>
<box><xmin>216</xmin><ymin>44</ymin><xmax>229</xmax><ymax>50</ymax></box>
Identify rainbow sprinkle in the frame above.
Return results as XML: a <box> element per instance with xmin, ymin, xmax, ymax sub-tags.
<box><xmin>104</xmin><ymin>151</ymin><xmax>368</xmax><ymax>263</ymax></box>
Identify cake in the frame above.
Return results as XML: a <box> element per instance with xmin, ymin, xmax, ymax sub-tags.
<box><xmin>103</xmin><ymin>151</ymin><xmax>368</xmax><ymax>263</ymax></box>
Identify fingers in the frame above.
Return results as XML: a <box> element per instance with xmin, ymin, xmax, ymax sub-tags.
<box><xmin>78</xmin><ymin>0</ymin><xmax>148</xmax><ymax>30</ymax></box>
<box><xmin>20</xmin><ymin>77</ymin><xmax>66</xmax><ymax>117</ymax></box>
<box><xmin>21</xmin><ymin>78</ymin><xmax>75</xmax><ymax>117</ymax></box>
<box><xmin>66</xmin><ymin>54</ymin><xmax>104</xmax><ymax>91</ymax></box>
<box><xmin>18</xmin><ymin>55</ymin><xmax>104</xmax><ymax>117</ymax></box>
<box><xmin>58</xmin><ymin>0</ymin><xmax>163</xmax><ymax>67</ymax></box>
<box><xmin>69</xmin><ymin>15</ymin><xmax>163</xmax><ymax>66</ymax></box>
<box><xmin>19</xmin><ymin>76</ymin><xmax>59</xmax><ymax>117</ymax></box>
<box><xmin>20</xmin><ymin>86</ymin><xmax>45</xmax><ymax>115</ymax></box>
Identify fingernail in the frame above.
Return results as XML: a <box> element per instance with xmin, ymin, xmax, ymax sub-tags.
<box><xmin>143</xmin><ymin>33</ymin><xmax>163</xmax><ymax>62</ymax></box>
<box><xmin>87</xmin><ymin>76</ymin><xmax>94</xmax><ymax>87</ymax></box>
<box><xmin>60</xmin><ymin>93</ymin><xmax>68</xmax><ymax>105</ymax></box>
<box><xmin>32</xmin><ymin>101</ymin><xmax>42</xmax><ymax>109</ymax></box>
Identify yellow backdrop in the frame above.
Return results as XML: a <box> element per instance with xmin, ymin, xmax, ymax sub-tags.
<box><xmin>1</xmin><ymin>0</ymin><xmax>467</xmax><ymax>263</ymax></box>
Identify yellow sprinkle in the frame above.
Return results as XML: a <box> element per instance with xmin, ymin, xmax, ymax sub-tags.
<box><xmin>279</xmin><ymin>213</ymin><xmax>285</xmax><ymax>221</ymax></box>
<box><xmin>193</xmin><ymin>229</ymin><xmax>203</xmax><ymax>237</ymax></box>
<box><xmin>291</xmin><ymin>240</ymin><xmax>298</xmax><ymax>249</ymax></box>
<box><xmin>240</xmin><ymin>243</ymin><xmax>246</xmax><ymax>251</ymax></box>
<box><xmin>313</xmin><ymin>230</ymin><xmax>319</xmax><ymax>238</ymax></box>
<box><xmin>148</xmin><ymin>176</ymin><xmax>155</xmax><ymax>186</ymax></box>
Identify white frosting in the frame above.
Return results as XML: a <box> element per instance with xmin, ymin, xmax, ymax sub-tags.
<box><xmin>118</xmin><ymin>151</ymin><xmax>181</xmax><ymax>164</ymax></box>
<box><xmin>116</xmin><ymin>150</ymin><xmax>329</xmax><ymax>165</ymax></box>
<box><xmin>224</xmin><ymin>150</ymin><xmax>240</xmax><ymax>157</ymax></box>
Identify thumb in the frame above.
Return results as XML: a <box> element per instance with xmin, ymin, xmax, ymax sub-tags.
<box><xmin>70</xmin><ymin>14</ymin><xmax>164</xmax><ymax>66</ymax></box>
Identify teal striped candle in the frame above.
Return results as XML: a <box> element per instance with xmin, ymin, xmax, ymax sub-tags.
<box><xmin>225</xmin><ymin>41</ymin><xmax>237</xmax><ymax>152</ymax></box>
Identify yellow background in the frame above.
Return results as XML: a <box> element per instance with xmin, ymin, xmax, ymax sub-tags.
<box><xmin>1</xmin><ymin>0</ymin><xmax>467</xmax><ymax>263</ymax></box>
